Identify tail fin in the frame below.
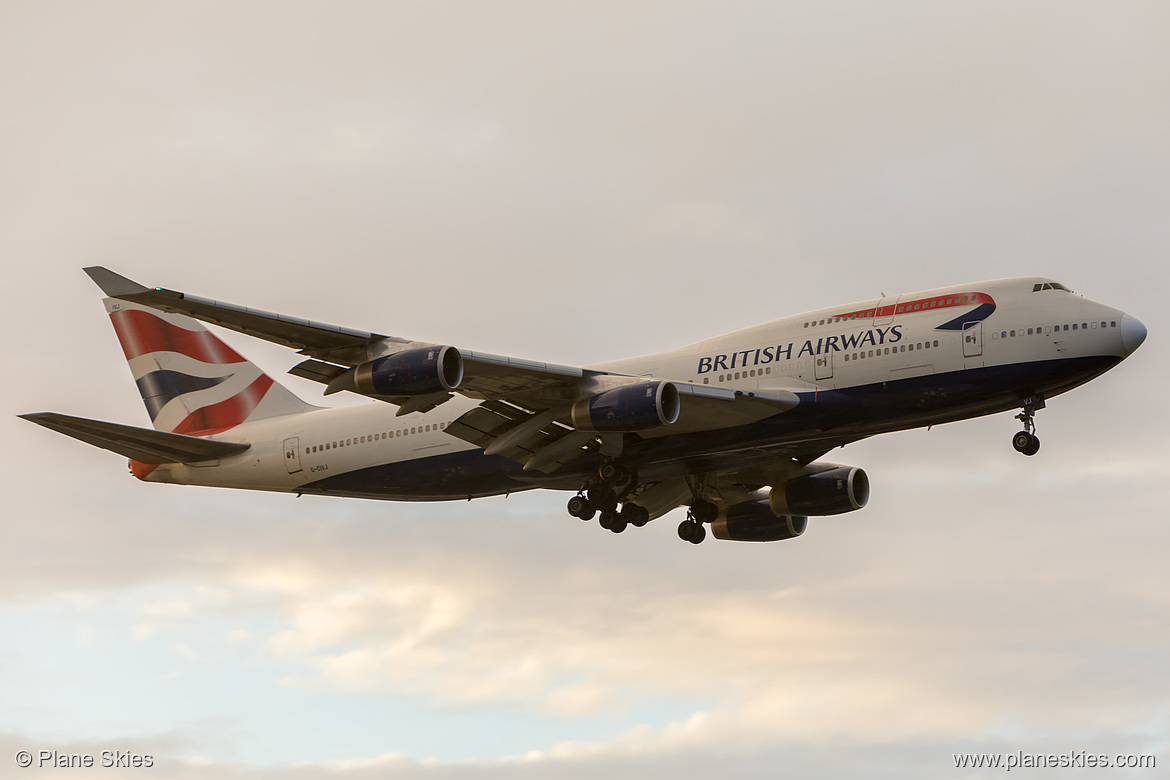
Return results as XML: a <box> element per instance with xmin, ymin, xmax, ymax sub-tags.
<box><xmin>104</xmin><ymin>298</ymin><xmax>316</xmax><ymax>435</ymax></box>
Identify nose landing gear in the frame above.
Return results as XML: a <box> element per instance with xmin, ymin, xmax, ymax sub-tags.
<box><xmin>1012</xmin><ymin>395</ymin><xmax>1044</xmax><ymax>456</ymax></box>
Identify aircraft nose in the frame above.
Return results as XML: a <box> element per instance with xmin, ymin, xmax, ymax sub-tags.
<box><xmin>1120</xmin><ymin>314</ymin><xmax>1147</xmax><ymax>355</ymax></box>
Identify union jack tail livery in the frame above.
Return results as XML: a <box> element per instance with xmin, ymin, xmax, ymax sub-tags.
<box><xmin>105</xmin><ymin>298</ymin><xmax>313</xmax><ymax>436</ymax></box>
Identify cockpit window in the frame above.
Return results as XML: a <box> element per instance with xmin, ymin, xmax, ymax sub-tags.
<box><xmin>1032</xmin><ymin>282</ymin><xmax>1073</xmax><ymax>293</ymax></box>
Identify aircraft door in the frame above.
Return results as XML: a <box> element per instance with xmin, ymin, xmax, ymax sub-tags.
<box><xmin>962</xmin><ymin>322</ymin><xmax>983</xmax><ymax>357</ymax></box>
<box><xmin>815</xmin><ymin>350</ymin><xmax>833</xmax><ymax>380</ymax></box>
<box><xmin>874</xmin><ymin>295</ymin><xmax>900</xmax><ymax>326</ymax></box>
<box><xmin>283</xmin><ymin>437</ymin><xmax>303</xmax><ymax>474</ymax></box>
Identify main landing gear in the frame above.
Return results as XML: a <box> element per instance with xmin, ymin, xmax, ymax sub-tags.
<box><xmin>677</xmin><ymin>499</ymin><xmax>716</xmax><ymax>545</ymax></box>
<box><xmin>566</xmin><ymin>462</ymin><xmax>650</xmax><ymax>534</ymax></box>
<box><xmin>1012</xmin><ymin>395</ymin><xmax>1044</xmax><ymax>456</ymax></box>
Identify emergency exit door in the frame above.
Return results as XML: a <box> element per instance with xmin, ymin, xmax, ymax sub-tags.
<box><xmin>283</xmin><ymin>437</ymin><xmax>302</xmax><ymax>474</ymax></box>
<box><xmin>962</xmin><ymin>322</ymin><xmax>983</xmax><ymax>357</ymax></box>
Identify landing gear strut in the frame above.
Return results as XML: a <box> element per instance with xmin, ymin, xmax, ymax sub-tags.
<box><xmin>1012</xmin><ymin>395</ymin><xmax>1043</xmax><ymax>456</ymax></box>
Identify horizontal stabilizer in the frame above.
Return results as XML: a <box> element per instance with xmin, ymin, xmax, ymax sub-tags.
<box><xmin>19</xmin><ymin>412</ymin><xmax>251</xmax><ymax>464</ymax></box>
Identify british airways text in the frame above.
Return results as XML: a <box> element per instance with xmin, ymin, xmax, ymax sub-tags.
<box><xmin>696</xmin><ymin>325</ymin><xmax>904</xmax><ymax>374</ymax></box>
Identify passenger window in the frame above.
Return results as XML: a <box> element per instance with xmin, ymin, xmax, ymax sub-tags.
<box><xmin>1110</xmin><ymin>321</ymin><xmax>1116</xmax><ymax>327</ymax></box>
<box><xmin>1091</xmin><ymin>322</ymin><xmax>1097</xmax><ymax>329</ymax></box>
<box><xmin>1073</xmin><ymin>324</ymin><xmax>1078</xmax><ymax>330</ymax></box>
<box><xmin>1081</xmin><ymin>323</ymin><xmax>1087</xmax><ymax>329</ymax></box>
<box><xmin>766</xmin><ymin>367</ymin><xmax>771</xmax><ymax>374</ymax></box>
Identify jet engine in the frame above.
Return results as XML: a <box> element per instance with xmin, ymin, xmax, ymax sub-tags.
<box><xmin>353</xmin><ymin>346</ymin><xmax>464</xmax><ymax>396</ymax></box>
<box><xmin>570</xmin><ymin>381</ymin><xmax>680</xmax><ymax>432</ymax></box>
<box><xmin>770</xmin><ymin>466</ymin><xmax>869</xmax><ymax>516</ymax></box>
<box><xmin>710</xmin><ymin>498</ymin><xmax>808</xmax><ymax>542</ymax></box>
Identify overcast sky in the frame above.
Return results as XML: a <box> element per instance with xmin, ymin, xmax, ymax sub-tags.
<box><xmin>1</xmin><ymin>2</ymin><xmax>1166</xmax><ymax>778</ymax></box>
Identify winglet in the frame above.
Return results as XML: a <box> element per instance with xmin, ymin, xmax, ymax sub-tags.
<box><xmin>83</xmin><ymin>266</ymin><xmax>152</xmax><ymax>298</ymax></box>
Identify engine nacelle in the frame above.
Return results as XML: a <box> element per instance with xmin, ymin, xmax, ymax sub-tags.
<box><xmin>354</xmin><ymin>346</ymin><xmax>464</xmax><ymax>396</ymax></box>
<box><xmin>711</xmin><ymin>499</ymin><xmax>808</xmax><ymax>542</ymax></box>
<box><xmin>770</xmin><ymin>466</ymin><xmax>869</xmax><ymax>516</ymax></box>
<box><xmin>570</xmin><ymin>381</ymin><xmax>680</xmax><ymax>432</ymax></box>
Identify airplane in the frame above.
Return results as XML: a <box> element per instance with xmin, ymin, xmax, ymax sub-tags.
<box><xmin>21</xmin><ymin>268</ymin><xmax>1146</xmax><ymax>545</ymax></box>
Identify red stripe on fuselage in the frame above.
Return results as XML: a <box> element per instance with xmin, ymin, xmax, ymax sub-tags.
<box><xmin>833</xmin><ymin>292</ymin><xmax>995</xmax><ymax>321</ymax></box>
<box><xmin>110</xmin><ymin>309</ymin><xmax>246</xmax><ymax>364</ymax></box>
<box><xmin>170</xmin><ymin>374</ymin><xmax>274</xmax><ymax>437</ymax></box>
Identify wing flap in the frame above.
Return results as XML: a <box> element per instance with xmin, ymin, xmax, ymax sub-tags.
<box><xmin>20</xmin><ymin>412</ymin><xmax>250</xmax><ymax>464</ymax></box>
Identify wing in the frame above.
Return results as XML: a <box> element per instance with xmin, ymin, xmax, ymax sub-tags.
<box><xmin>84</xmin><ymin>267</ymin><xmax>801</xmax><ymax>473</ymax></box>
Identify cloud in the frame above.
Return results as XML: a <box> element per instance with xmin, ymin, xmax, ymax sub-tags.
<box><xmin>1</xmin><ymin>1</ymin><xmax>1168</xmax><ymax>775</ymax></box>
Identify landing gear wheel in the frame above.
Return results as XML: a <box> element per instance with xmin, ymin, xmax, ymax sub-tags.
<box><xmin>622</xmin><ymin>504</ymin><xmax>650</xmax><ymax>528</ymax></box>
<box><xmin>567</xmin><ymin>495</ymin><xmax>589</xmax><ymax>518</ymax></box>
<box><xmin>1012</xmin><ymin>431</ymin><xmax>1040</xmax><ymax>456</ymax></box>
<box><xmin>609</xmin><ymin>518</ymin><xmax>628</xmax><ymax>534</ymax></box>
<box><xmin>677</xmin><ymin>519</ymin><xmax>705</xmax><ymax>543</ymax></box>
<box><xmin>598</xmin><ymin>462</ymin><xmax>628</xmax><ymax>484</ymax></box>
<box><xmin>598</xmin><ymin>510</ymin><xmax>617</xmax><ymax>530</ymax></box>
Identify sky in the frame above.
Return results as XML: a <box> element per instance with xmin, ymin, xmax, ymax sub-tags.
<box><xmin>1</xmin><ymin>1</ymin><xmax>1167</xmax><ymax>777</ymax></box>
